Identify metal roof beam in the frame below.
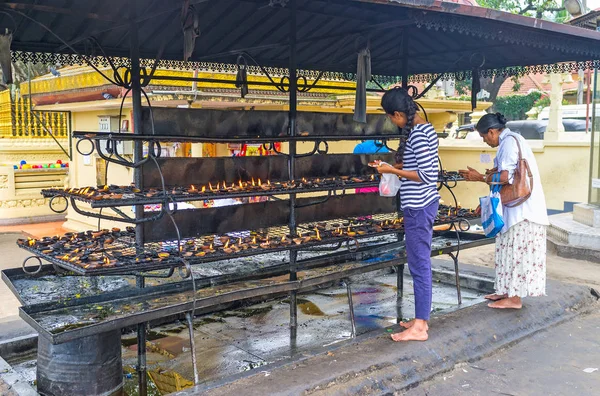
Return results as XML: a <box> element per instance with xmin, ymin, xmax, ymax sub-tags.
<box><xmin>52</xmin><ymin>0</ymin><xmax>216</xmax><ymax>52</ymax></box>
<box><xmin>192</xmin><ymin>19</ymin><xmax>413</xmax><ymax>62</ymax></box>
<box><xmin>3</xmin><ymin>1</ymin><xmax>119</xmax><ymax>22</ymax></box>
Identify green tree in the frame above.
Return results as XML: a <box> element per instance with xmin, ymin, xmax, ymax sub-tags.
<box><xmin>456</xmin><ymin>1</ymin><xmax>568</xmax><ymax>109</ymax></box>
<box><xmin>0</xmin><ymin>61</ymin><xmax>49</xmax><ymax>91</ymax></box>
<box><xmin>494</xmin><ymin>91</ymin><xmax>542</xmax><ymax>120</ymax></box>
<box><xmin>478</xmin><ymin>0</ymin><xmax>566</xmax><ymax>22</ymax></box>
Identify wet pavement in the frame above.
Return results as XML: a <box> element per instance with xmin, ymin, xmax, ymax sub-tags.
<box><xmin>5</xmin><ymin>269</ymin><xmax>483</xmax><ymax>395</ymax></box>
<box><xmin>117</xmin><ymin>271</ymin><xmax>483</xmax><ymax>393</ymax></box>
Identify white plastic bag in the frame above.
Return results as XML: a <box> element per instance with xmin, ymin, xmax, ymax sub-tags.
<box><xmin>378</xmin><ymin>162</ymin><xmax>401</xmax><ymax>197</ymax></box>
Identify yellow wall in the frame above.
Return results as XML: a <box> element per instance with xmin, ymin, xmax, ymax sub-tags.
<box><xmin>438</xmin><ymin>136</ymin><xmax>591</xmax><ymax>211</ymax></box>
<box><xmin>64</xmin><ymin>109</ymin><xmax>134</xmax><ymax>231</ymax></box>
<box><xmin>22</xmin><ymin>67</ymin><xmax>356</xmax><ymax>96</ymax></box>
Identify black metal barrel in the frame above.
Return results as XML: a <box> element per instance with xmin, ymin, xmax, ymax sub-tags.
<box><xmin>37</xmin><ymin>330</ymin><xmax>123</xmax><ymax>396</ymax></box>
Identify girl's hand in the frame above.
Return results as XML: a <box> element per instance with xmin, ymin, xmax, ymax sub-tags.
<box><xmin>376</xmin><ymin>163</ymin><xmax>396</xmax><ymax>174</ymax></box>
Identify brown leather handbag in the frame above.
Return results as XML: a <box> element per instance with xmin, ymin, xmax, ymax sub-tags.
<box><xmin>487</xmin><ymin>135</ymin><xmax>533</xmax><ymax>207</ymax></box>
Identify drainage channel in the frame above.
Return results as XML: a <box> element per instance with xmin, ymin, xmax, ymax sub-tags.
<box><xmin>1</xmin><ymin>265</ymin><xmax>491</xmax><ymax>396</ymax></box>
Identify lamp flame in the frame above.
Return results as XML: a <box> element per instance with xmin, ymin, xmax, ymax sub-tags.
<box><xmin>190</xmin><ymin>185</ymin><xmax>197</xmax><ymax>192</ymax></box>
<box><xmin>103</xmin><ymin>256</ymin><xmax>110</xmax><ymax>265</ymax></box>
<box><xmin>224</xmin><ymin>240</ymin><xmax>230</xmax><ymax>248</ymax></box>
<box><xmin>238</xmin><ymin>180</ymin><xmax>243</xmax><ymax>188</ymax></box>
<box><xmin>201</xmin><ymin>186</ymin><xmax>206</xmax><ymax>193</ymax></box>
<box><xmin>238</xmin><ymin>237</ymin><xmax>243</xmax><ymax>246</ymax></box>
<box><xmin>252</xmin><ymin>236</ymin><xmax>257</xmax><ymax>244</ymax></box>
<box><xmin>315</xmin><ymin>228</ymin><xmax>321</xmax><ymax>241</ymax></box>
<box><xmin>251</xmin><ymin>178</ymin><xmax>255</xmax><ymax>187</ymax></box>
<box><xmin>258</xmin><ymin>178</ymin><xmax>262</xmax><ymax>186</ymax></box>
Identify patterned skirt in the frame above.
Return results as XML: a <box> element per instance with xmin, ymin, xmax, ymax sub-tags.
<box><xmin>494</xmin><ymin>220</ymin><xmax>547</xmax><ymax>298</ymax></box>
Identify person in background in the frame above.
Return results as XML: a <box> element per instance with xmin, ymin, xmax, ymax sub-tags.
<box><xmin>374</xmin><ymin>87</ymin><xmax>440</xmax><ymax>342</ymax></box>
<box><xmin>354</xmin><ymin>140</ymin><xmax>389</xmax><ymax>193</ymax></box>
<box><xmin>459</xmin><ymin>113</ymin><xmax>548</xmax><ymax>309</ymax></box>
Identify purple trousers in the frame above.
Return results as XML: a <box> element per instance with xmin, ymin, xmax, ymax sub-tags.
<box><xmin>404</xmin><ymin>200</ymin><xmax>439</xmax><ymax>321</ymax></box>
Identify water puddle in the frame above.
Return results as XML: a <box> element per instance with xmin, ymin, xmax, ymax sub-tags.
<box><xmin>298</xmin><ymin>300</ymin><xmax>326</xmax><ymax>316</ymax></box>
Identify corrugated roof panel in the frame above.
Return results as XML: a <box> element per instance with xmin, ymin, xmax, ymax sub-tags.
<box><xmin>2</xmin><ymin>0</ymin><xmax>600</xmax><ymax>77</ymax></box>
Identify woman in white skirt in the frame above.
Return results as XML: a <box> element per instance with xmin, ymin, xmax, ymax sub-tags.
<box><xmin>460</xmin><ymin>113</ymin><xmax>549</xmax><ymax>309</ymax></box>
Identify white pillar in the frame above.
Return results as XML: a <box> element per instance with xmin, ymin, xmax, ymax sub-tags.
<box><xmin>544</xmin><ymin>73</ymin><xmax>569</xmax><ymax>141</ymax></box>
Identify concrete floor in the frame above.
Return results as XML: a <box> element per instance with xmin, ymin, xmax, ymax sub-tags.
<box><xmin>407</xmin><ymin>308</ymin><xmax>600</xmax><ymax>396</ymax></box>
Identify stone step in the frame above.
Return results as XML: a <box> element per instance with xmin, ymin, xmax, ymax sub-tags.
<box><xmin>573</xmin><ymin>203</ymin><xmax>600</xmax><ymax>228</ymax></box>
<box><xmin>548</xmin><ymin>212</ymin><xmax>600</xmax><ymax>251</ymax></box>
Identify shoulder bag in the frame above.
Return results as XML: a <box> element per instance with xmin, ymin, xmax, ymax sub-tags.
<box><xmin>486</xmin><ymin>135</ymin><xmax>533</xmax><ymax>207</ymax></box>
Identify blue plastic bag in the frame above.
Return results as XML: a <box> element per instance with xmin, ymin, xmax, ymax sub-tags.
<box><xmin>480</xmin><ymin>173</ymin><xmax>505</xmax><ymax>238</ymax></box>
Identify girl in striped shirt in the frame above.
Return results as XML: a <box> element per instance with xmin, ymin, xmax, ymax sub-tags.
<box><xmin>374</xmin><ymin>87</ymin><xmax>440</xmax><ymax>342</ymax></box>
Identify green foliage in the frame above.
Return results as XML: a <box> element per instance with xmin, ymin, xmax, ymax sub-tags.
<box><xmin>478</xmin><ymin>0</ymin><xmax>566</xmax><ymax>21</ymax></box>
<box><xmin>534</xmin><ymin>95</ymin><xmax>551</xmax><ymax>109</ymax></box>
<box><xmin>510</xmin><ymin>75</ymin><xmax>522</xmax><ymax>92</ymax></box>
<box><xmin>447</xmin><ymin>95</ymin><xmax>472</xmax><ymax>101</ymax></box>
<box><xmin>533</xmin><ymin>95</ymin><xmax>568</xmax><ymax>108</ymax></box>
<box><xmin>494</xmin><ymin>91</ymin><xmax>542</xmax><ymax>120</ymax></box>
<box><xmin>0</xmin><ymin>61</ymin><xmax>49</xmax><ymax>91</ymax></box>
<box><xmin>455</xmin><ymin>79</ymin><xmax>472</xmax><ymax>96</ymax></box>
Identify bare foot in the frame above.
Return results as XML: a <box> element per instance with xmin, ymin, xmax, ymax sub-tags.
<box><xmin>399</xmin><ymin>319</ymin><xmax>430</xmax><ymax>330</ymax></box>
<box><xmin>484</xmin><ymin>293</ymin><xmax>508</xmax><ymax>301</ymax></box>
<box><xmin>391</xmin><ymin>319</ymin><xmax>428</xmax><ymax>342</ymax></box>
<box><xmin>400</xmin><ymin>319</ymin><xmax>415</xmax><ymax>328</ymax></box>
<box><xmin>488</xmin><ymin>296</ymin><xmax>522</xmax><ymax>309</ymax></box>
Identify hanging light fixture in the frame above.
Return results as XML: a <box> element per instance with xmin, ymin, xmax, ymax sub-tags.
<box><xmin>564</xmin><ymin>0</ymin><xmax>584</xmax><ymax>18</ymax></box>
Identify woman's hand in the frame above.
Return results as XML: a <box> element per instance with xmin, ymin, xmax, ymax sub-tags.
<box><xmin>376</xmin><ymin>162</ymin><xmax>397</xmax><ymax>174</ymax></box>
<box><xmin>459</xmin><ymin>166</ymin><xmax>484</xmax><ymax>182</ymax></box>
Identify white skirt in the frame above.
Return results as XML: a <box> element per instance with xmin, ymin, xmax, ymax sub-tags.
<box><xmin>494</xmin><ymin>220</ymin><xmax>547</xmax><ymax>298</ymax></box>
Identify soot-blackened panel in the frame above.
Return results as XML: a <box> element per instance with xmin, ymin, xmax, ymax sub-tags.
<box><xmin>141</xmin><ymin>108</ymin><xmax>398</xmax><ymax>138</ymax></box>
<box><xmin>142</xmin><ymin>156</ymin><xmax>288</xmax><ymax>188</ymax></box>
<box><xmin>142</xmin><ymin>194</ymin><xmax>396</xmax><ymax>241</ymax></box>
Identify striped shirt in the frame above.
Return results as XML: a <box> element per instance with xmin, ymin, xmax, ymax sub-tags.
<box><xmin>400</xmin><ymin>123</ymin><xmax>440</xmax><ymax>209</ymax></box>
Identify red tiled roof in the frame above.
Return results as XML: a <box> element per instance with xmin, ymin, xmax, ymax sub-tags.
<box><xmin>498</xmin><ymin>73</ymin><xmax>581</xmax><ymax>96</ymax></box>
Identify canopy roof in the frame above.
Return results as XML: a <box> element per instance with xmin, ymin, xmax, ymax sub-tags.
<box><xmin>2</xmin><ymin>0</ymin><xmax>600</xmax><ymax>80</ymax></box>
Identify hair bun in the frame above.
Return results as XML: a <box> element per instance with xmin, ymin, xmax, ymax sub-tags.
<box><xmin>495</xmin><ymin>113</ymin><xmax>507</xmax><ymax>125</ymax></box>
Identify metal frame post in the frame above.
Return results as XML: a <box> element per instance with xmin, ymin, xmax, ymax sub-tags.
<box><xmin>396</xmin><ymin>29</ymin><xmax>409</xmax><ymax>303</ymax></box>
<box><xmin>288</xmin><ymin>0</ymin><xmax>299</xmax><ymax>341</ymax></box>
<box><xmin>589</xmin><ymin>66</ymin><xmax>599</xmax><ymax>205</ymax></box>
<box><xmin>396</xmin><ymin>263</ymin><xmax>404</xmax><ymax>299</ymax></box>
<box><xmin>345</xmin><ymin>280</ymin><xmax>356</xmax><ymax>338</ymax></box>
<box><xmin>129</xmin><ymin>1</ymin><xmax>147</xmax><ymax>395</ymax></box>
<box><xmin>448</xmin><ymin>252</ymin><xmax>462</xmax><ymax>305</ymax></box>
<box><xmin>401</xmin><ymin>29</ymin><xmax>409</xmax><ymax>90</ymax></box>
